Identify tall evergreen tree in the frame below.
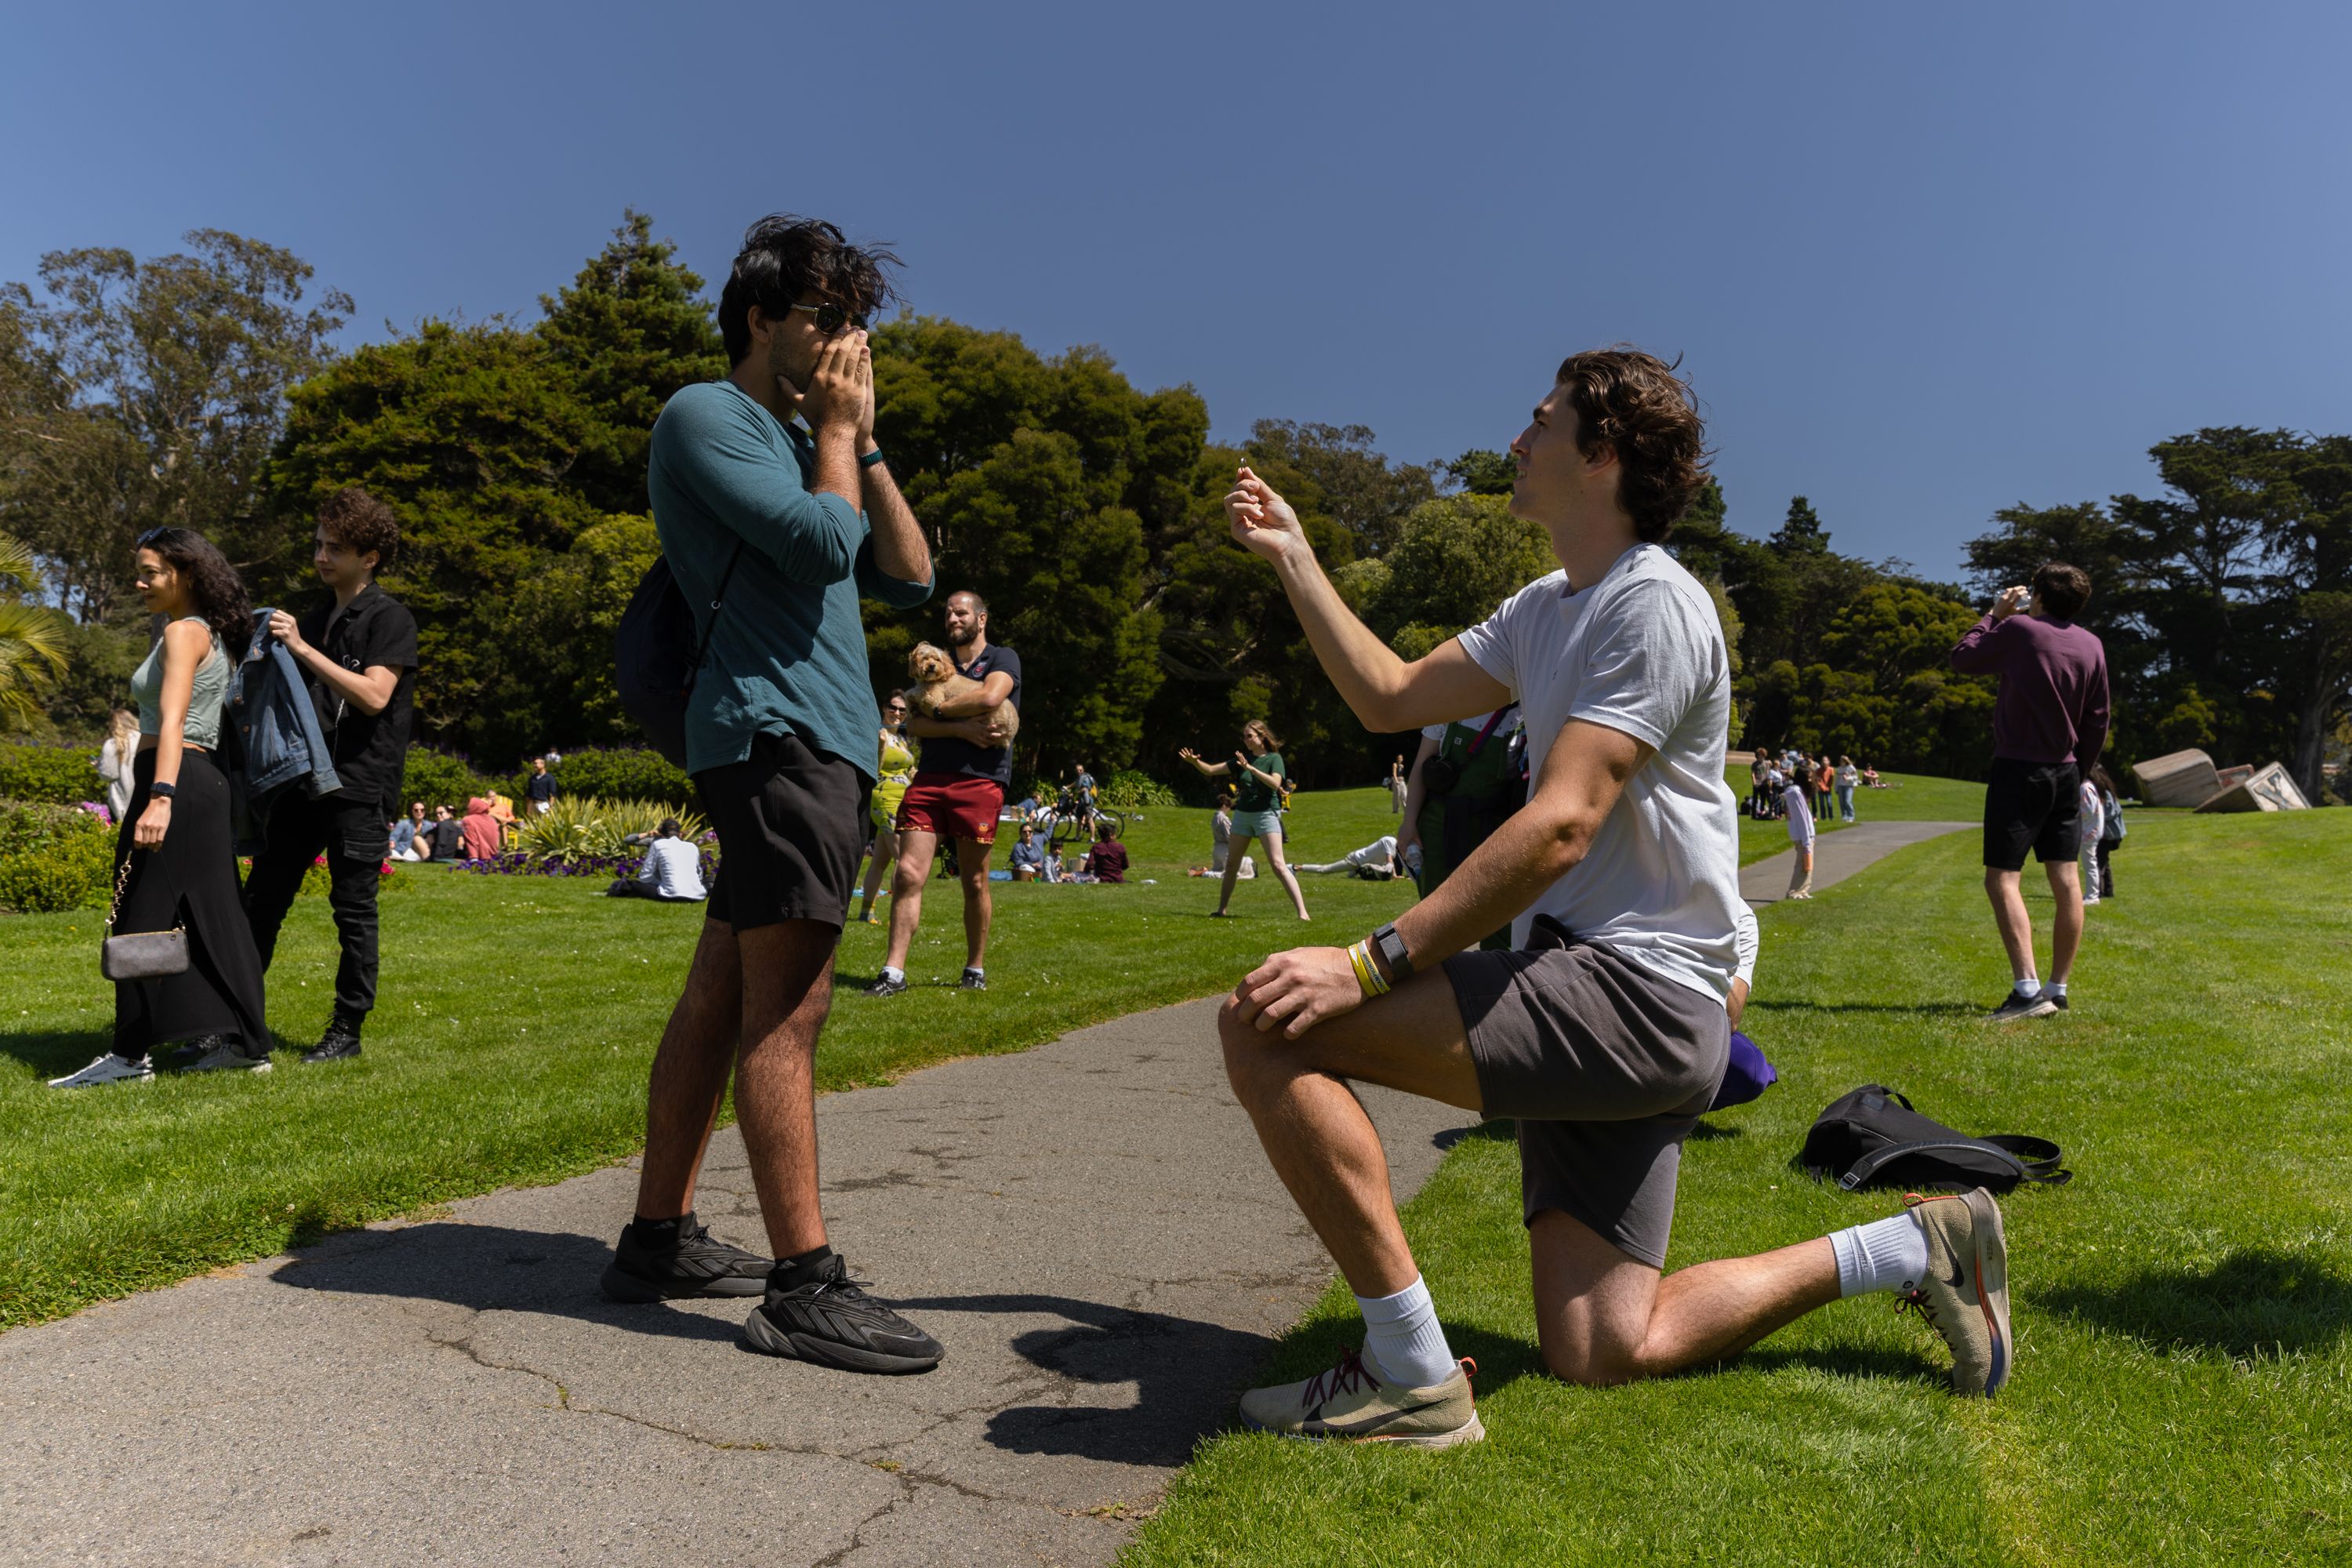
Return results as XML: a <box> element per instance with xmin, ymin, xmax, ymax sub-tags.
<box><xmin>535</xmin><ymin>210</ymin><xmax>726</xmax><ymax>516</ymax></box>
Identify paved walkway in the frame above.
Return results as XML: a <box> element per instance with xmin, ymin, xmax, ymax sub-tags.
<box><xmin>0</xmin><ymin>1000</ymin><xmax>1469</xmax><ymax>1568</ymax></box>
<box><xmin>1740</xmin><ymin>819</ymin><xmax>1974</xmax><ymax>906</ymax></box>
<box><xmin>2</xmin><ymin>822</ymin><xmax>1971</xmax><ymax>1567</ymax></box>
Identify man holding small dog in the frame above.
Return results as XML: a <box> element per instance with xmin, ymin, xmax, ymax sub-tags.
<box><xmin>869</xmin><ymin>590</ymin><xmax>1021</xmax><ymax>996</ymax></box>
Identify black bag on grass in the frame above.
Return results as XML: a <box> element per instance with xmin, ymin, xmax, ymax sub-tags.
<box><xmin>1800</xmin><ymin>1084</ymin><xmax>2069</xmax><ymax>1193</ymax></box>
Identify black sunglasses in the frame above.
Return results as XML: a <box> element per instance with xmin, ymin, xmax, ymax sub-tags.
<box><xmin>791</xmin><ymin>302</ymin><xmax>869</xmax><ymax>335</ymax></box>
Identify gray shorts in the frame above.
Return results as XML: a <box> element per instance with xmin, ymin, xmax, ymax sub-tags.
<box><xmin>1446</xmin><ymin>933</ymin><xmax>1729</xmax><ymax>1269</ymax></box>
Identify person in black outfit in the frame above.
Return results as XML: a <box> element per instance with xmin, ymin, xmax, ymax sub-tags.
<box><xmin>241</xmin><ymin>488</ymin><xmax>419</xmax><ymax>1065</ymax></box>
<box><xmin>525</xmin><ymin>757</ymin><xmax>557</xmax><ymax>813</ymax></box>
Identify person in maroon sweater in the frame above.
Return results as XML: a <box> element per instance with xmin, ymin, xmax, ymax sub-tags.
<box><xmin>1949</xmin><ymin>561</ymin><xmax>2109</xmax><ymax>1023</ymax></box>
<box><xmin>1084</xmin><ymin>820</ymin><xmax>1128</xmax><ymax>884</ymax></box>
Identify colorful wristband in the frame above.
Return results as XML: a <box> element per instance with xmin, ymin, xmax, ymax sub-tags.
<box><xmin>858</xmin><ymin>447</ymin><xmax>888</xmax><ymax>469</ymax></box>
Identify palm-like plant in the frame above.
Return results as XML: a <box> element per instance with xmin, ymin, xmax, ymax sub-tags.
<box><xmin>0</xmin><ymin>534</ymin><xmax>69</xmax><ymax>734</ymax></box>
<box><xmin>510</xmin><ymin>796</ymin><xmax>706</xmax><ymax>863</ymax></box>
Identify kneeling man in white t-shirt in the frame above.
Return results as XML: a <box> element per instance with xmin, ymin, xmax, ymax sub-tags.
<box><xmin>1214</xmin><ymin>348</ymin><xmax>2016</xmax><ymax>1450</ymax></box>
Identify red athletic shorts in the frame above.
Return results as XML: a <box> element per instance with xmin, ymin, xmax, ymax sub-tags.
<box><xmin>895</xmin><ymin>771</ymin><xmax>1004</xmax><ymax>845</ymax></box>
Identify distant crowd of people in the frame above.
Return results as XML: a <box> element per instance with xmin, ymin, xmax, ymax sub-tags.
<box><xmin>1744</xmin><ymin>747</ymin><xmax>1874</xmax><ymax>823</ymax></box>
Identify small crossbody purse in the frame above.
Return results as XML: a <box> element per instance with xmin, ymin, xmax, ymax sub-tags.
<box><xmin>100</xmin><ymin>849</ymin><xmax>191</xmax><ymax>982</ymax></box>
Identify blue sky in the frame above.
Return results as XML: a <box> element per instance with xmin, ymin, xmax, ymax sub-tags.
<box><xmin>5</xmin><ymin>0</ymin><xmax>2346</xmax><ymax>576</ymax></box>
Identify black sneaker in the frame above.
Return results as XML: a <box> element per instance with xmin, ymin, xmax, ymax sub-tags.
<box><xmin>959</xmin><ymin>968</ymin><xmax>987</xmax><ymax>991</ymax></box>
<box><xmin>165</xmin><ymin>1035</ymin><xmax>234</xmax><ymax>1072</ymax></box>
<box><xmin>742</xmin><ymin>1254</ymin><xmax>944</xmax><ymax>1374</ymax></box>
<box><xmin>865</xmin><ymin>973</ymin><xmax>909</xmax><ymax>998</ymax></box>
<box><xmin>1985</xmin><ymin>989</ymin><xmax>2057</xmax><ymax>1023</ymax></box>
<box><xmin>600</xmin><ymin>1218</ymin><xmax>774</xmax><ymax>1301</ymax></box>
<box><xmin>301</xmin><ymin>1014</ymin><xmax>364</xmax><ymax>1065</ymax></box>
<box><xmin>2041</xmin><ymin>990</ymin><xmax>2069</xmax><ymax>1012</ymax></box>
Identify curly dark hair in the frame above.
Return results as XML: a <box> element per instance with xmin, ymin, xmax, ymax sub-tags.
<box><xmin>136</xmin><ymin>527</ymin><xmax>253</xmax><ymax>658</ymax></box>
<box><xmin>2033</xmin><ymin>561</ymin><xmax>2092</xmax><ymax>619</ymax></box>
<box><xmin>717</xmin><ymin>215</ymin><xmax>901</xmax><ymax>366</ymax></box>
<box><xmin>317</xmin><ymin>487</ymin><xmax>401</xmax><ymax>572</ymax></box>
<box><xmin>1552</xmin><ymin>347</ymin><xmax>1711</xmax><ymax>542</ymax></box>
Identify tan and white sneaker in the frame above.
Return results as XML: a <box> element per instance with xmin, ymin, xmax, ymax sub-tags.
<box><xmin>1898</xmin><ymin>1188</ymin><xmax>2013</xmax><ymax>1396</ymax></box>
<box><xmin>1239</xmin><ymin>1348</ymin><xmax>1484</xmax><ymax>1448</ymax></box>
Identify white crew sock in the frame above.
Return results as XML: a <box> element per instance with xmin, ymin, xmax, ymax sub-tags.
<box><xmin>2010</xmin><ymin>974</ymin><xmax>2039</xmax><ymax>999</ymax></box>
<box><xmin>881</xmin><ymin>966</ymin><xmax>905</xmax><ymax>983</ymax></box>
<box><xmin>1355</xmin><ymin>1276</ymin><xmax>1457</xmax><ymax>1388</ymax></box>
<box><xmin>1828</xmin><ymin>1211</ymin><xmax>1931</xmax><ymax>1298</ymax></box>
<box><xmin>2043</xmin><ymin>980</ymin><xmax>2067</xmax><ymax>998</ymax></box>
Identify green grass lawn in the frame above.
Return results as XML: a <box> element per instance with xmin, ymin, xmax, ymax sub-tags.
<box><xmin>0</xmin><ymin>786</ymin><xmax>1416</xmax><ymax>1330</ymax></box>
<box><xmin>1124</xmin><ymin>808</ymin><xmax>2352</xmax><ymax>1567</ymax></box>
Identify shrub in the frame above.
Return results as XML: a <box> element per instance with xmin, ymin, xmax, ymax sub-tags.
<box><xmin>0</xmin><ymin>742</ymin><xmax>106</xmax><ymax>805</ymax></box>
<box><xmin>400</xmin><ymin>746</ymin><xmax>498</xmax><ymax>814</ymax></box>
<box><xmin>1099</xmin><ymin>770</ymin><xmax>1179</xmax><ymax>809</ymax></box>
<box><xmin>514</xmin><ymin>746</ymin><xmax>694</xmax><ymax>807</ymax></box>
<box><xmin>510</xmin><ymin>795</ymin><xmax>707</xmax><ymax>863</ymax></box>
<box><xmin>0</xmin><ymin>799</ymin><xmax>114</xmax><ymax>913</ymax></box>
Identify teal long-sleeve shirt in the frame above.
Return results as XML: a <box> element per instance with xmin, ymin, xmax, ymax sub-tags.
<box><xmin>648</xmin><ymin>379</ymin><xmax>934</xmax><ymax>779</ymax></box>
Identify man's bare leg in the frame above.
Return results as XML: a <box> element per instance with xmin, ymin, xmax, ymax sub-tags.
<box><xmin>729</xmin><ymin>919</ymin><xmax>837</xmax><ymax>1259</ymax></box>
<box><xmin>633</xmin><ymin>917</ymin><xmax>746</xmax><ymax>1221</ymax></box>
<box><xmin>882</xmin><ymin>827</ymin><xmax>938</xmax><ymax>972</ymax></box>
<box><xmin>2045</xmin><ymin>857</ymin><xmax>2084</xmax><ymax>982</ymax></box>
<box><xmin>1984</xmin><ymin>867</ymin><xmax>2036</xmax><ymax>981</ymax></box>
<box><xmin>1529</xmin><ymin>1210</ymin><xmax>1838</xmax><ymax>1385</ymax></box>
<box><xmin>956</xmin><ymin>836</ymin><xmax>993</xmax><ymax>970</ymax></box>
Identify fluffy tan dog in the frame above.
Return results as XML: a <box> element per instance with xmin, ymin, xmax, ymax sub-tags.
<box><xmin>906</xmin><ymin>642</ymin><xmax>1020</xmax><ymax>743</ymax></box>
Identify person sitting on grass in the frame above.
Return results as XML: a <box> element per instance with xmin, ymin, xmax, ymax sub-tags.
<box><xmin>1299</xmin><ymin>834</ymin><xmax>1400</xmax><ymax>877</ymax></box>
<box><xmin>390</xmin><ymin>800</ymin><xmax>426</xmax><ymax>862</ymax></box>
<box><xmin>1860</xmin><ymin>762</ymin><xmax>1883</xmax><ymax>787</ymax></box>
<box><xmin>1206</xmin><ymin>347</ymin><xmax>2016</xmax><ymax>1454</ymax></box>
<box><xmin>461</xmin><ymin>797</ymin><xmax>503</xmax><ymax>863</ymax></box>
<box><xmin>425</xmin><ymin>804</ymin><xmax>464</xmax><ymax>862</ymax></box>
<box><xmin>1186</xmin><ymin>793</ymin><xmax>1236</xmax><ymax>877</ymax></box>
<box><xmin>1008</xmin><ymin>822</ymin><xmax>1046</xmax><ymax>881</ymax></box>
<box><xmin>608</xmin><ymin>819</ymin><xmax>709</xmax><ymax>903</ymax></box>
<box><xmin>1084</xmin><ymin>819</ymin><xmax>1128</xmax><ymax>884</ymax></box>
<box><xmin>1044</xmin><ymin>844</ymin><xmax>1067</xmax><ymax>884</ymax></box>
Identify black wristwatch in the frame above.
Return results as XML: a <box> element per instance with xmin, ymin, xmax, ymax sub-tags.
<box><xmin>1373</xmin><ymin>921</ymin><xmax>1412</xmax><ymax>981</ymax></box>
<box><xmin>149</xmin><ymin>781</ymin><xmax>177</xmax><ymax>800</ymax></box>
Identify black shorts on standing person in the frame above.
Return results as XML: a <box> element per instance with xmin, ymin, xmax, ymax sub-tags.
<box><xmin>241</xmin><ymin>490</ymin><xmax>419</xmax><ymax>1065</ymax></box>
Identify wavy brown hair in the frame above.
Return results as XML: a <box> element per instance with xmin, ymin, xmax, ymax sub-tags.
<box><xmin>1553</xmin><ymin>347</ymin><xmax>1710</xmax><ymax>542</ymax></box>
<box><xmin>136</xmin><ymin>527</ymin><xmax>252</xmax><ymax>658</ymax></box>
<box><xmin>317</xmin><ymin>487</ymin><xmax>401</xmax><ymax>572</ymax></box>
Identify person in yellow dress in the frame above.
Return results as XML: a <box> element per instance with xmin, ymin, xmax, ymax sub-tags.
<box><xmin>853</xmin><ymin>691</ymin><xmax>917</xmax><ymax>924</ymax></box>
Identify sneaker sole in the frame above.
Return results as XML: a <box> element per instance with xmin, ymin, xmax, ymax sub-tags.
<box><xmin>1243</xmin><ymin>1410</ymin><xmax>1486</xmax><ymax>1449</ymax></box>
<box><xmin>190</xmin><ymin>1060</ymin><xmax>273</xmax><ymax>1073</ymax></box>
<box><xmin>1986</xmin><ymin>1000</ymin><xmax>2058</xmax><ymax>1023</ymax></box>
<box><xmin>598</xmin><ymin>1259</ymin><xmax>766</xmax><ymax>1303</ymax></box>
<box><xmin>741</xmin><ymin>1303</ymin><xmax>942</xmax><ymax>1373</ymax></box>
<box><xmin>1962</xmin><ymin>1188</ymin><xmax>2013</xmax><ymax>1396</ymax></box>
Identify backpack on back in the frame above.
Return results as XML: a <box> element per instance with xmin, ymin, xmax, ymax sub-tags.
<box><xmin>614</xmin><ymin>545</ymin><xmax>742</xmax><ymax>771</ymax></box>
<box><xmin>1800</xmin><ymin>1083</ymin><xmax>2069</xmax><ymax>1194</ymax></box>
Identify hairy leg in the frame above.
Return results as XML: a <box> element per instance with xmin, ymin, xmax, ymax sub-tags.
<box><xmin>1984</xmin><ymin>867</ymin><xmax>2035</xmax><ymax>979</ymax></box>
<box><xmin>1217</xmin><ymin>834</ymin><xmax>1250</xmax><ymax>913</ymax></box>
<box><xmin>883</xmin><ymin>828</ymin><xmax>938</xmax><ymax>971</ymax></box>
<box><xmin>1258</xmin><ymin>829</ymin><xmax>1311</xmax><ymax>920</ymax></box>
<box><xmin>731</xmin><ymin>919</ymin><xmax>839</xmax><ymax>1258</ymax></box>
<box><xmin>957</xmin><ymin>836</ymin><xmax>994</xmax><ymax>968</ymax></box>
<box><xmin>1529</xmin><ymin>1208</ymin><xmax>1841</xmax><ymax>1385</ymax></box>
<box><xmin>633</xmin><ymin>918</ymin><xmax>746</xmax><ymax>1220</ymax></box>
<box><xmin>1219</xmin><ymin>968</ymin><xmax>1481</xmax><ymax>1298</ymax></box>
<box><xmin>2045</xmin><ymin>856</ymin><xmax>2084</xmax><ymax>981</ymax></box>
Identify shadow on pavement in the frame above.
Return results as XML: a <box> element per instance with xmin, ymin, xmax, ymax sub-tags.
<box><xmin>887</xmin><ymin>1292</ymin><xmax>1277</xmax><ymax>1467</ymax></box>
<box><xmin>2034</xmin><ymin>1247</ymin><xmax>2352</xmax><ymax>1359</ymax></box>
<box><xmin>267</xmin><ymin>1221</ymin><xmax>748</xmax><ymax>1346</ymax></box>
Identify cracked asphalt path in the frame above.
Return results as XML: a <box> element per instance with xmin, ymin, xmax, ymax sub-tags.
<box><xmin>0</xmin><ymin>996</ymin><xmax>1472</xmax><ymax>1567</ymax></box>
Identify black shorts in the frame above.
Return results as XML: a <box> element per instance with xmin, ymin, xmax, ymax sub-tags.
<box><xmin>693</xmin><ymin>731</ymin><xmax>866</xmax><ymax>932</ymax></box>
<box><xmin>1983</xmin><ymin>757</ymin><xmax>2081</xmax><ymax>872</ymax></box>
<box><xmin>1447</xmin><ymin>937</ymin><xmax>1729</xmax><ymax>1269</ymax></box>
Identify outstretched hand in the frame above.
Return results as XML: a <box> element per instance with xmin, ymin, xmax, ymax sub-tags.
<box><xmin>1224</xmin><ymin>466</ymin><xmax>1307</xmax><ymax>564</ymax></box>
<box><xmin>1231</xmin><ymin>945</ymin><xmax>1362</xmax><ymax>1039</ymax></box>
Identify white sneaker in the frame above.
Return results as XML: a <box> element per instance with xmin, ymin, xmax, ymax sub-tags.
<box><xmin>49</xmin><ymin>1053</ymin><xmax>155</xmax><ymax>1087</ymax></box>
<box><xmin>188</xmin><ymin>1041</ymin><xmax>271</xmax><ymax>1073</ymax></box>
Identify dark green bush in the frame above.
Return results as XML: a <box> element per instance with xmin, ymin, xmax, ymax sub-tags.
<box><xmin>0</xmin><ymin>800</ymin><xmax>115</xmax><ymax>913</ymax></box>
<box><xmin>400</xmin><ymin>746</ymin><xmax>498</xmax><ymax>812</ymax></box>
<box><xmin>0</xmin><ymin>742</ymin><xmax>107</xmax><ymax>806</ymax></box>
<box><xmin>1100</xmin><ymin>770</ymin><xmax>1180</xmax><ymax>808</ymax></box>
<box><xmin>510</xmin><ymin>747</ymin><xmax>694</xmax><ymax>806</ymax></box>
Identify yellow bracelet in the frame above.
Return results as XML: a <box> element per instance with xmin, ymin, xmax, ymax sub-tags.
<box><xmin>1348</xmin><ymin>939</ymin><xmax>1389</xmax><ymax>998</ymax></box>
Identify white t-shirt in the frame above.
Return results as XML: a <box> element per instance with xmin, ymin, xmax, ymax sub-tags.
<box><xmin>1733</xmin><ymin>907</ymin><xmax>1759</xmax><ymax>989</ymax></box>
<box><xmin>1454</xmin><ymin>543</ymin><xmax>1742</xmax><ymax>1004</ymax></box>
<box><xmin>641</xmin><ymin>836</ymin><xmax>707</xmax><ymax>900</ymax></box>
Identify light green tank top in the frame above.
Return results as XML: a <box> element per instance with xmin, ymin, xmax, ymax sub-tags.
<box><xmin>129</xmin><ymin>617</ymin><xmax>230</xmax><ymax>750</ymax></box>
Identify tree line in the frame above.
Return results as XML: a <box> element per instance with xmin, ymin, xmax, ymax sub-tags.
<box><xmin>3</xmin><ymin>217</ymin><xmax>2346</xmax><ymax>800</ymax></box>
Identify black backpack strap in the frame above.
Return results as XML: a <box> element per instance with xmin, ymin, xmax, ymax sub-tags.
<box><xmin>1980</xmin><ymin>1134</ymin><xmax>2069</xmax><ymax>1181</ymax></box>
<box><xmin>1839</xmin><ymin>1138</ymin><xmax>2028</xmax><ymax>1190</ymax></box>
<box><xmin>684</xmin><ymin>541</ymin><xmax>746</xmax><ymax>694</ymax></box>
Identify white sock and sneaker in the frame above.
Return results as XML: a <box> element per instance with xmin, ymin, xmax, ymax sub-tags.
<box><xmin>1239</xmin><ymin>1275</ymin><xmax>1485</xmax><ymax>1447</ymax></box>
<box><xmin>1828</xmin><ymin>1210</ymin><xmax>1931</xmax><ymax>1296</ymax></box>
<box><xmin>1989</xmin><ymin>971</ymin><xmax>2059</xmax><ymax>1021</ymax></box>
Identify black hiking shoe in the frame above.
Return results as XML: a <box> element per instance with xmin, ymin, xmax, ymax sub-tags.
<box><xmin>742</xmin><ymin>1254</ymin><xmax>944</xmax><ymax>1374</ymax></box>
<box><xmin>301</xmin><ymin>1014</ymin><xmax>365</xmax><ymax>1065</ymax></box>
<box><xmin>864</xmin><ymin>974</ymin><xmax>909</xmax><ymax>998</ymax></box>
<box><xmin>959</xmin><ymin>968</ymin><xmax>987</xmax><ymax>991</ymax></box>
<box><xmin>601</xmin><ymin>1218</ymin><xmax>774</xmax><ymax>1302</ymax></box>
